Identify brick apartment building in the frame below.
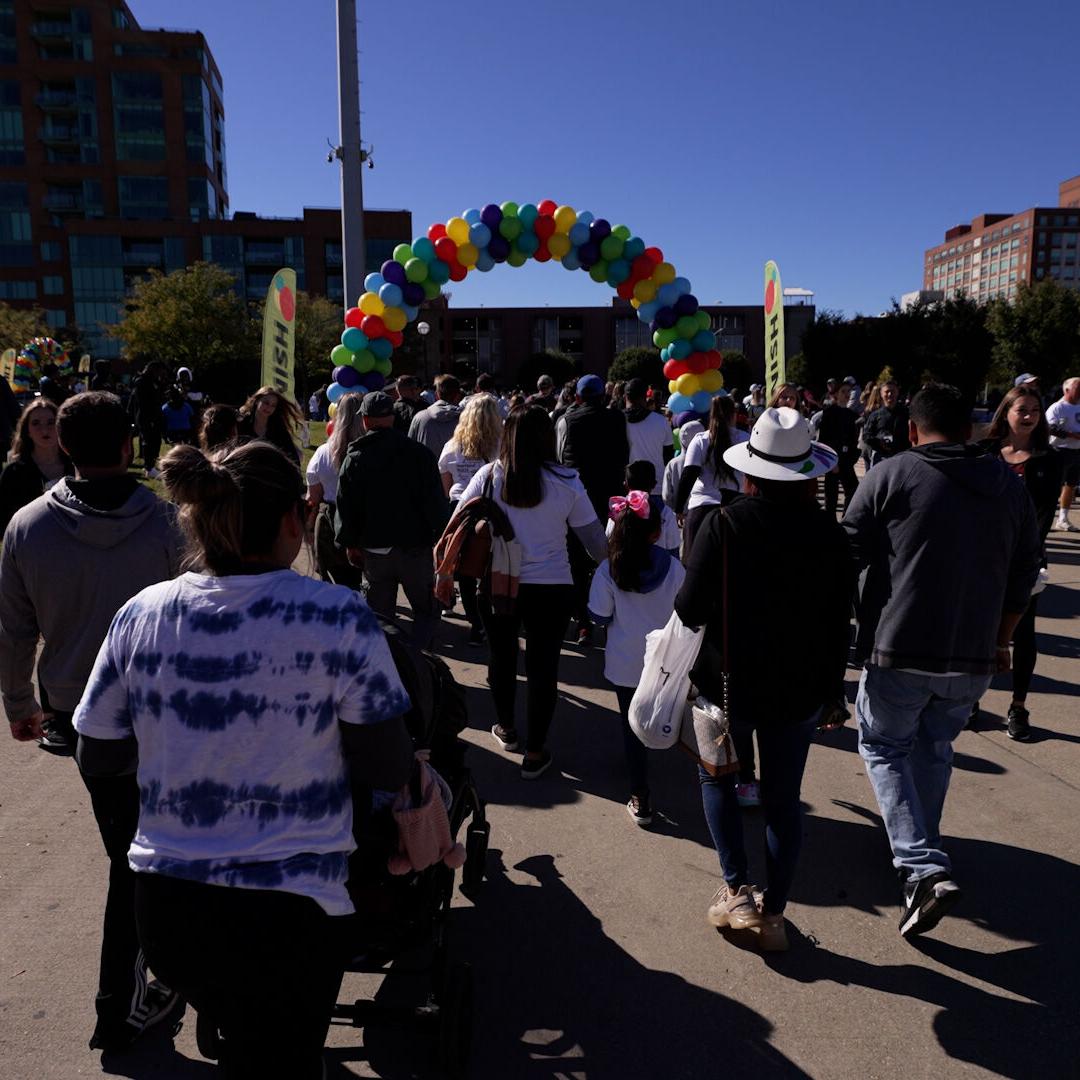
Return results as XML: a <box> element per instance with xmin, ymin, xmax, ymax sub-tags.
<box><xmin>922</xmin><ymin>176</ymin><xmax>1080</xmax><ymax>303</ymax></box>
<box><xmin>0</xmin><ymin>0</ymin><xmax>409</xmax><ymax>357</ymax></box>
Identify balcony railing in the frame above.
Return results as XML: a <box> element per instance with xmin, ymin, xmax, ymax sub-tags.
<box><xmin>122</xmin><ymin>251</ymin><xmax>164</xmax><ymax>266</ymax></box>
<box><xmin>42</xmin><ymin>193</ymin><xmax>83</xmax><ymax>212</ymax></box>
<box><xmin>39</xmin><ymin>127</ymin><xmax>79</xmax><ymax>145</ymax></box>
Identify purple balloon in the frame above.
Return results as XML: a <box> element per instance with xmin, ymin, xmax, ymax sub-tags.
<box><xmin>487</xmin><ymin>234</ymin><xmax>510</xmax><ymax>261</ymax></box>
<box><xmin>589</xmin><ymin>218</ymin><xmax>611</xmax><ymax>241</ymax></box>
<box><xmin>577</xmin><ymin>240</ymin><xmax>599</xmax><ymax>267</ymax></box>
<box><xmin>363</xmin><ymin>371</ymin><xmax>386</xmax><ymax>392</ymax></box>
<box><xmin>381</xmin><ymin>260</ymin><xmax>407</xmax><ymax>287</ymax></box>
<box><xmin>334</xmin><ymin>365</ymin><xmax>360</xmax><ymax>388</ymax></box>
<box><xmin>402</xmin><ymin>282</ymin><xmax>425</xmax><ymax>307</ymax></box>
<box><xmin>649</xmin><ymin>319</ymin><xmax>660</xmax><ymax>334</ymax></box>
<box><xmin>655</xmin><ymin>306</ymin><xmax>676</xmax><ymax>329</ymax></box>
<box><xmin>674</xmin><ymin>293</ymin><xmax>699</xmax><ymax>317</ymax></box>
<box><xmin>480</xmin><ymin>203</ymin><xmax>502</xmax><ymax>229</ymax></box>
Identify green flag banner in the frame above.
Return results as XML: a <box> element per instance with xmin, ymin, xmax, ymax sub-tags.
<box><xmin>260</xmin><ymin>268</ymin><xmax>297</xmax><ymax>395</ymax></box>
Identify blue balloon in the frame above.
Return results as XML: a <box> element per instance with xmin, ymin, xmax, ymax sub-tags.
<box><xmin>333</xmin><ymin>365</ymin><xmax>360</xmax><ymax>388</ymax></box>
<box><xmin>671</xmin><ymin>277</ymin><xmax>692</xmax><ymax>298</ymax></box>
<box><xmin>607</xmin><ymin>258</ymin><xmax>630</xmax><ymax>285</ymax></box>
<box><xmin>569</xmin><ymin>221</ymin><xmax>590</xmax><ymax>247</ymax></box>
<box><xmin>667</xmin><ymin>392</ymin><xmax>692</xmax><ymax>414</ymax></box>
<box><xmin>488</xmin><ymin>234</ymin><xmax>510</xmax><ymax>261</ymax></box>
<box><xmin>576</xmin><ymin>210</ymin><xmax>594</xmax><ymax>226</ymax></box>
<box><xmin>463</xmin><ymin>208</ymin><xmax>482</xmax><ymax>224</ymax></box>
<box><xmin>675</xmin><ymin>292</ymin><xmax>699</xmax><ymax>317</ymax></box>
<box><xmin>480</xmin><ymin>203</ymin><xmax>502</xmax><ymax>229</ymax></box>
<box><xmin>578</xmin><ymin>240</ymin><xmax>599</xmax><ymax>267</ymax></box>
<box><xmin>637</xmin><ymin>300</ymin><xmax>660</xmax><ymax>324</ymax></box>
<box><xmin>516</xmin><ymin>232</ymin><xmax>540</xmax><ymax>257</ymax></box>
<box><xmin>402</xmin><ymin>282</ymin><xmax>425</xmax><ymax>307</ymax></box>
<box><xmin>589</xmin><ymin>218</ymin><xmax>611</xmax><ymax>241</ymax></box>
<box><xmin>469</xmin><ymin>222</ymin><xmax>492</xmax><ymax>248</ymax></box>
<box><xmin>364</xmin><ymin>272</ymin><xmax>385</xmax><ymax>293</ymax></box>
<box><xmin>561</xmin><ymin>250</ymin><xmax>581</xmax><ymax>271</ymax></box>
<box><xmin>369</xmin><ymin>337</ymin><xmax>392</xmax><ymax>361</ymax></box>
<box><xmin>670</xmin><ymin>339</ymin><xmax>692</xmax><ymax>360</ymax></box>
<box><xmin>623</xmin><ymin>236</ymin><xmax>645</xmax><ymax>260</ymax></box>
<box><xmin>692</xmin><ymin>329</ymin><xmax>717</xmax><ymax>352</ymax></box>
<box><xmin>341</xmin><ymin>327</ymin><xmax>367</xmax><ymax>352</ymax></box>
<box><xmin>326</xmin><ymin>382</ymin><xmax>345</xmax><ymax>403</ymax></box>
<box><xmin>379</xmin><ymin>282</ymin><xmax>403</xmax><ymax>308</ymax></box>
<box><xmin>691</xmin><ymin>390</ymin><xmax>713</xmax><ymax>413</ymax></box>
<box><xmin>660</xmin><ymin>346</ymin><xmax>671</xmax><ymax>363</ymax></box>
<box><xmin>476</xmin><ymin>250</ymin><xmax>495</xmax><ymax>272</ymax></box>
<box><xmin>428</xmin><ymin>259</ymin><xmax>451</xmax><ymax>284</ymax></box>
<box><xmin>657</xmin><ymin>283</ymin><xmax>681</xmax><ymax>307</ymax></box>
<box><xmin>655</xmin><ymin>306</ymin><xmax>676</xmax><ymax>329</ymax></box>
<box><xmin>412</xmin><ymin>237</ymin><xmax>436</xmax><ymax>262</ymax></box>
<box><xmin>518</xmin><ymin>203</ymin><xmax>538</xmax><ymax>227</ymax></box>
<box><xmin>402</xmin><ymin>302</ymin><xmax>419</xmax><ymax>320</ymax></box>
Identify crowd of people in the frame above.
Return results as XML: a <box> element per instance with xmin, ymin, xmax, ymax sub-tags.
<box><xmin>1</xmin><ymin>360</ymin><xmax>1076</xmax><ymax>1075</ymax></box>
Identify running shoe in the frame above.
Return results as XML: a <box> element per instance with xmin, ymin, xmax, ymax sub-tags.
<box><xmin>707</xmin><ymin>883</ymin><xmax>764</xmax><ymax>929</ymax></box>
<box><xmin>37</xmin><ymin>717</ymin><xmax>74</xmax><ymax>756</ymax></box>
<box><xmin>1052</xmin><ymin>518</ymin><xmax>1078</xmax><ymax>532</ymax></box>
<box><xmin>520</xmin><ymin>750</ymin><xmax>553</xmax><ymax>780</ymax></box>
<box><xmin>491</xmin><ymin>724</ymin><xmax>519</xmax><ymax>752</ymax></box>
<box><xmin>626</xmin><ymin>795</ymin><xmax>653</xmax><ymax>826</ymax></box>
<box><xmin>89</xmin><ymin>980</ymin><xmax>181</xmax><ymax>1052</ymax></box>
<box><xmin>1006</xmin><ymin>704</ymin><xmax>1031</xmax><ymax>741</ymax></box>
<box><xmin>735</xmin><ymin>781</ymin><xmax>761</xmax><ymax>808</ymax></box>
<box><xmin>468</xmin><ymin>625</ymin><xmax>487</xmax><ymax>646</ymax></box>
<box><xmin>899</xmin><ymin>871</ymin><xmax>961</xmax><ymax>939</ymax></box>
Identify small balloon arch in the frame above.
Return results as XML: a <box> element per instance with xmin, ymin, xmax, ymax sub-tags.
<box><xmin>325</xmin><ymin>200</ymin><xmax>724</xmax><ymax>420</ymax></box>
<box><xmin>14</xmin><ymin>337</ymin><xmax>72</xmax><ymax>400</ymax></box>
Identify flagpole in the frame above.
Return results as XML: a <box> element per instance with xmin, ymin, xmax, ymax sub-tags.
<box><xmin>336</xmin><ymin>0</ymin><xmax>366</xmax><ymax>314</ymax></box>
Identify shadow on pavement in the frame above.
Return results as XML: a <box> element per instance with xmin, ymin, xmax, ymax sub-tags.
<box><xmin>98</xmin><ymin>1006</ymin><xmax>216</xmax><ymax>1078</ymax></box>
<box><xmin>816</xmin><ymin>720</ymin><xmax>1007</xmax><ymax>775</ymax></box>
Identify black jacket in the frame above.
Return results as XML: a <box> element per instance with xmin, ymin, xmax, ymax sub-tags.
<box><xmin>236</xmin><ymin>416</ymin><xmax>300</xmax><ymax>464</ymax></box>
<box><xmin>130</xmin><ymin>372</ymin><xmax>164</xmax><ymax>432</ymax></box>
<box><xmin>817</xmin><ymin>404</ymin><xmax>860</xmax><ymax>465</ymax></box>
<box><xmin>675</xmin><ymin>495</ymin><xmax>853</xmax><ymax>725</ymax></box>
<box><xmin>335</xmin><ymin>427</ymin><xmax>449</xmax><ymax>550</ymax></box>
<box><xmin>393</xmin><ymin>397</ymin><xmax>423</xmax><ymax>434</ymax></box>
<box><xmin>557</xmin><ymin>401</ymin><xmax>630</xmax><ymax>520</ymax></box>
<box><xmin>978</xmin><ymin>441</ymin><xmax>1063</xmax><ymax>550</ymax></box>
<box><xmin>862</xmin><ymin>405</ymin><xmax>910</xmax><ymax>457</ymax></box>
<box><xmin>0</xmin><ymin>458</ymin><xmax>73</xmax><ymax>534</ymax></box>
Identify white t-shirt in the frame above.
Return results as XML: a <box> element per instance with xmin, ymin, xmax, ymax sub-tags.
<box><xmin>606</xmin><ymin>503</ymin><xmax>681</xmax><ymax>553</ymax></box>
<box><xmin>683</xmin><ymin>428</ymin><xmax>749</xmax><ymax>511</ymax></box>
<box><xmin>305</xmin><ymin>441</ymin><xmax>339</xmax><ymax>503</ymax></box>
<box><xmin>1046</xmin><ymin>397</ymin><xmax>1080</xmax><ymax>450</ymax></box>
<box><xmin>73</xmin><ymin>571</ymin><xmax>410</xmax><ymax>917</ymax></box>
<box><xmin>587</xmin><ymin>552</ymin><xmax>686</xmax><ymax>686</ymax></box>
<box><xmin>625</xmin><ymin>412</ymin><xmax>673</xmax><ymax>493</ymax></box>
<box><xmin>438</xmin><ymin>442</ymin><xmax>489</xmax><ymax>502</ymax></box>
<box><xmin>458</xmin><ymin>461</ymin><xmax>598</xmax><ymax>585</ymax></box>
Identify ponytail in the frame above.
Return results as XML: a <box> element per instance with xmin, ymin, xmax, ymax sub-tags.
<box><xmin>608</xmin><ymin>495</ymin><xmax>661</xmax><ymax>592</ymax></box>
<box><xmin>706</xmin><ymin>395</ymin><xmax>735</xmax><ymax>486</ymax></box>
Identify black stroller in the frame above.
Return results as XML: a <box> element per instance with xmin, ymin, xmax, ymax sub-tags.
<box><xmin>195</xmin><ymin>617</ymin><xmax>490</xmax><ymax>1078</ymax></box>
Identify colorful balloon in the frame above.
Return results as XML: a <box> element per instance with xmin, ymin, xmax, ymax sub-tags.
<box><xmin>393</xmin><ymin>243</ymin><xmax>413</xmax><ymax>264</ymax></box>
<box><xmin>554</xmin><ymin>205</ymin><xmax>577</xmax><ymax>232</ymax></box>
<box><xmin>341</xmin><ymin>327</ymin><xmax>367</xmax><ymax>352</ymax></box>
<box><xmin>446</xmin><ymin>217</ymin><xmax>470</xmax><ymax>244</ymax></box>
<box><xmin>379</xmin><ymin>282</ymin><xmax>403</xmax><ymax>308</ymax></box>
<box><xmin>359</xmin><ymin>291</ymin><xmax>384</xmax><ymax>316</ymax></box>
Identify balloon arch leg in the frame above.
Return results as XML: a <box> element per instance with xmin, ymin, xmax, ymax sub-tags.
<box><xmin>325</xmin><ymin>200</ymin><xmax>724</xmax><ymax>418</ymax></box>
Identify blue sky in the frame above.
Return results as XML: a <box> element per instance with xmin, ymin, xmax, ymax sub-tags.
<box><xmin>137</xmin><ymin>0</ymin><xmax>1079</xmax><ymax>315</ymax></box>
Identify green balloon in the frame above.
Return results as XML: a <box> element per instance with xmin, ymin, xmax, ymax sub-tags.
<box><xmin>499</xmin><ymin>216</ymin><xmax>522</xmax><ymax>241</ymax></box>
<box><xmin>612</xmin><ymin>224</ymin><xmax>631</xmax><ymax>241</ymax></box>
<box><xmin>374</xmin><ymin>356</ymin><xmax>392</xmax><ymax>376</ymax></box>
<box><xmin>405</xmin><ymin>257</ymin><xmax>429</xmax><ymax>283</ymax></box>
<box><xmin>655</xmin><ymin>328</ymin><xmax>678</xmax><ymax>349</ymax></box>
<box><xmin>393</xmin><ymin>243</ymin><xmax>413</xmax><ymax>265</ymax></box>
<box><xmin>500</xmin><ymin>201</ymin><xmax>519</xmax><ymax>218</ymax></box>
<box><xmin>353</xmin><ymin>348</ymin><xmax>375</xmax><ymax>373</ymax></box>
<box><xmin>589</xmin><ymin>260</ymin><xmax>609</xmax><ymax>283</ymax></box>
<box><xmin>600</xmin><ymin>234</ymin><xmax>624</xmax><ymax>261</ymax></box>
<box><xmin>695</xmin><ymin>310</ymin><xmax>711</xmax><ymax>330</ymax></box>
<box><xmin>506</xmin><ymin>248</ymin><xmax>527</xmax><ymax>268</ymax></box>
<box><xmin>675</xmin><ymin>315</ymin><xmax>698</xmax><ymax>339</ymax></box>
<box><xmin>331</xmin><ymin>343</ymin><xmax>351</xmax><ymax>366</ymax></box>
<box><xmin>422</xmin><ymin>279</ymin><xmax>441</xmax><ymax>299</ymax></box>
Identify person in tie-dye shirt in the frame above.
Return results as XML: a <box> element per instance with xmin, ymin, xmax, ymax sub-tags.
<box><xmin>75</xmin><ymin>440</ymin><xmax>413</xmax><ymax>1080</ymax></box>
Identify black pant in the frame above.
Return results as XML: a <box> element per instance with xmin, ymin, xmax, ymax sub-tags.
<box><xmin>567</xmin><ymin>529</ymin><xmax>597</xmax><ymax>627</ymax></box>
<box><xmin>135</xmin><ymin>874</ymin><xmax>346</xmax><ymax>1080</ymax></box>
<box><xmin>1011</xmin><ymin>593</ymin><xmax>1039</xmax><ymax>701</ymax></box>
<box><xmin>77</xmin><ymin>758</ymin><xmax>148</xmax><ymax>1036</ymax></box>
<box><xmin>682</xmin><ymin>504</ymin><xmax>721</xmax><ymax>561</ymax></box>
<box><xmin>138</xmin><ymin>427</ymin><xmax>162</xmax><ymax>472</ymax></box>
<box><xmin>824</xmin><ymin>462</ymin><xmax>859</xmax><ymax>516</ymax></box>
<box><xmin>481</xmin><ymin>583</ymin><xmax>573</xmax><ymax>752</ymax></box>
<box><xmin>614</xmin><ymin>684</ymin><xmax>649</xmax><ymax>798</ymax></box>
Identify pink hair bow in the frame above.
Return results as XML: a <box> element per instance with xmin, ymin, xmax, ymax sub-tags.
<box><xmin>609</xmin><ymin>490</ymin><xmax>651</xmax><ymax>520</ymax></box>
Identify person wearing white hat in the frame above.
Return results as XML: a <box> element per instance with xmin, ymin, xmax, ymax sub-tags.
<box><xmin>675</xmin><ymin>408</ymin><xmax>853</xmax><ymax>952</ymax></box>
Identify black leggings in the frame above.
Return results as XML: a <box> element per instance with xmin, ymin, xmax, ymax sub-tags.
<box><xmin>824</xmin><ymin>462</ymin><xmax>859</xmax><ymax>516</ymax></box>
<box><xmin>1011</xmin><ymin>593</ymin><xmax>1039</xmax><ymax>701</ymax></box>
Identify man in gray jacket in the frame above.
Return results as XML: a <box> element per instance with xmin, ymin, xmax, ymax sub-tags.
<box><xmin>408</xmin><ymin>373</ymin><xmax>462</xmax><ymax>459</ymax></box>
<box><xmin>843</xmin><ymin>384</ymin><xmax>1041</xmax><ymax>941</ymax></box>
<box><xmin>0</xmin><ymin>392</ymin><xmax>184</xmax><ymax>1052</ymax></box>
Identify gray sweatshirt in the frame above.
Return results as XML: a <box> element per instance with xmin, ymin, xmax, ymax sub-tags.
<box><xmin>0</xmin><ymin>479</ymin><xmax>184</xmax><ymax>720</ymax></box>
<box><xmin>408</xmin><ymin>399</ymin><xmax>462</xmax><ymax>459</ymax></box>
<box><xmin>842</xmin><ymin>444</ymin><xmax>1041</xmax><ymax>675</ymax></box>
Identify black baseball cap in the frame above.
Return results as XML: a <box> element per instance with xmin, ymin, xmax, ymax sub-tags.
<box><xmin>360</xmin><ymin>390</ymin><xmax>394</xmax><ymax>417</ymax></box>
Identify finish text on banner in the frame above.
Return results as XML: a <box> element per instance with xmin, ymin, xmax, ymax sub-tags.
<box><xmin>260</xmin><ymin>268</ymin><xmax>297</xmax><ymax>396</ymax></box>
<box><xmin>764</xmin><ymin>260</ymin><xmax>785</xmax><ymax>402</ymax></box>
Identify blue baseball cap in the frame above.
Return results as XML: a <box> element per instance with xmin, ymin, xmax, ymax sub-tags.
<box><xmin>577</xmin><ymin>374</ymin><xmax>605</xmax><ymax>398</ymax></box>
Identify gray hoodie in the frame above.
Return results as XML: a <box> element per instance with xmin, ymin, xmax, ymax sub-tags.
<box><xmin>843</xmin><ymin>444</ymin><xmax>1041</xmax><ymax>675</ymax></box>
<box><xmin>408</xmin><ymin>399</ymin><xmax>462</xmax><ymax>460</ymax></box>
<box><xmin>0</xmin><ymin>479</ymin><xmax>184</xmax><ymax>720</ymax></box>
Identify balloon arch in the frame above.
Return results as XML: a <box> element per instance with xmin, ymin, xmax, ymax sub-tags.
<box><xmin>325</xmin><ymin>200</ymin><xmax>724</xmax><ymax>419</ymax></box>
<box><xmin>13</xmin><ymin>336</ymin><xmax>72</xmax><ymax>400</ymax></box>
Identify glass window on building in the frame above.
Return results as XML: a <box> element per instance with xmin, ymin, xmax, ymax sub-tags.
<box><xmin>0</xmin><ymin>80</ymin><xmax>23</xmax><ymax>165</ymax></box>
<box><xmin>325</xmin><ymin>273</ymin><xmax>344</xmax><ymax>302</ymax></box>
<box><xmin>0</xmin><ymin>1</ymin><xmax>16</xmax><ymax>64</ymax></box>
<box><xmin>119</xmin><ymin>176</ymin><xmax>169</xmax><ymax>220</ymax></box>
<box><xmin>365</xmin><ymin>238</ymin><xmax>396</xmax><ymax>273</ymax></box>
<box><xmin>0</xmin><ymin>280</ymin><xmax>36</xmax><ymax>299</ymax></box>
<box><xmin>113</xmin><ymin>73</ymin><xmax>166</xmax><ymax>161</ymax></box>
<box><xmin>325</xmin><ymin>240</ymin><xmax>343</xmax><ymax>268</ymax></box>
<box><xmin>40</xmin><ymin>240</ymin><xmax>62</xmax><ymax>262</ymax></box>
<box><xmin>44</xmin><ymin>309</ymin><xmax>67</xmax><ymax>329</ymax></box>
<box><xmin>42</xmin><ymin>275</ymin><xmax>64</xmax><ymax>295</ymax></box>
<box><xmin>164</xmin><ymin>237</ymin><xmax>187</xmax><ymax>271</ymax></box>
<box><xmin>202</xmin><ymin>234</ymin><xmax>244</xmax><ymax>270</ymax></box>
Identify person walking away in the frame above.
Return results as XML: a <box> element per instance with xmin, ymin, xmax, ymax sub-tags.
<box><xmin>393</xmin><ymin>374</ymin><xmax>424</xmax><ymax>433</ymax></box>
<box><xmin>556</xmin><ymin>374</ymin><xmax>630</xmax><ymax>645</ymax></box>
<box><xmin>161</xmin><ymin>388</ymin><xmax>194</xmax><ymax>445</ymax></box>
<box><xmin>236</xmin><ymin>386</ymin><xmax>302</xmax><ymax>464</ymax></box>
<box><xmin>844</xmin><ymin>376</ymin><xmax>863</xmax><ymax>415</ymax></box>
<box><xmin>975</xmin><ymin>387</ymin><xmax>1063</xmax><ymax>739</ymax></box>
<box><xmin>0</xmin><ymin>399</ymin><xmax>73</xmax><ymax>535</ymax></box>
<box><xmin>409</xmin><ymin>374</ymin><xmax>463</xmax><ymax>459</ymax></box>
<box><xmin>589</xmin><ymin>491</ymin><xmax>685</xmax><ymax>825</ymax></box>
<box><xmin>817</xmin><ymin>383</ymin><xmax>861</xmax><ymax>515</ymax></box>
<box><xmin>608</xmin><ymin>462</ymin><xmax>680</xmax><ymax>556</ymax></box>
<box><xmin>746</xmin><ymin>385</ymin><xmax>767</xmax><ymax>425</ymax></box>
<box><xmin>438</xmin><ymin>394</ymin><xmax>503</xmax><ymax>643</ymax></box>
<box><xmin>129</xmin><ymin>361</ymin><xmax>167</xmax><ymax>478</ymax></box>
<box><xmin>862</xmin><ymin>380</ymin><xmax>910</xmax><ymax>466</ymax></box>
<box><xmin>843</xmin><ymin>384</ymin><xmax>1041</xmax><ymax>939</ymax></box>
<box><xmin>336</xmin><ymin>391</ymin><xmax>449</xmax><ymax>648</ymax></box>
<box><xmin>199</xmin><ymin>404</ymin><xmax>238</xmax><ymax>452</ymax></box>
<box><xmin>623</xmin><ymin>379</ymin><xmax>673</xmax><ymax>494</ymax></box>
<box><xmin>458</xmin><ymin>406</ymin><xmax>608</xmax><ymax>779</ymax></box>
<box><xmin>1046</xmin><ymin>376</ymin><xmax>1080</xmax><ymax>531</ymax></box>
<box><xmin>526</xmin><ymin>374</ymin><xmax>558</xmax><ymax>412</ymax></box>
<box><xmin>0</xmin><ymin>392</ymin><xmax>185</xmax><ymax>1052</ymax></box>
<box><xmin>306</xmin><ymin>393</ymin><xmax>365</xmax><ymax>590</ymax></box>
<box><xmin>74</xmin><ymin>440</ymin><xmax>413</xmax><ymax>1080</ymax></box>
<box><xmin>662</xmin><ymin>418</ymin><xmax>704</xmax><ymax>511</ymax></box>
<box><xmin>675</xmin><ymin>408</ymin><xmax>850</xmax><ymax>951</ymax></box>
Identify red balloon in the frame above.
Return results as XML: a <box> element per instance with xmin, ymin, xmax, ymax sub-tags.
<box><xmin>644</xmin><ymin>246</ymin><xmax>663</xmax><ymax>264</ymax></box>
<box><xmin>687</xmin><ymin>353</ymin><xmax>708</xmax><ymax>374</ymax></box>
<box><xmin>361</xmin><ymin>314</ymin><xmax>385</xmax><ymax>338</ymax></box>
<box><xmin>533</xmin><ymin>242</ymin><xmax>552</xmax><ymax>263</ymax></box>
<box><xmin>434</xmin><ymin>236</ymin><xmax>457</xmax><ymax>262</ymax></box>
<box><xmin>630</xmin><ymin>254</ymin><xmax>654</xmax><ymax>280</ymax></box>
<box><xmin>705</xmin><ymin>350</ymin><xmax>724</xmax><ymax>368</ymax></box>
<box><xmin>385</xmin><ymin>329</ymin><xmax>403</xmax><ymax>347</ymax></box>
<box><xmin>344</xmin><ymin>306</ymin><xmax>364</xmax><ymax>328</ymax></box>
<box><xmin>616</xmin><ymin>279</ymin><xmax>635</xmax><ymax>300</ymax></box>
<box><xmin>664</xmin><ymin>359</ymin><xmax>689</xmax><ymax>379</ymax></box>
<box><xmin>326</xmin><ymin>420</ymin><xmax>335</xmax><ymax>437</ymax></box>
<box><xmin>534</xmin><ymin>214</ymin><xmax>556</xmax><ymax>240</ymax></box>
<box><xmin>537</xmin><ymin>199</ymin><xmax>558</xmax><ymax>216</ymax></box>
<box><xmin>448</xmin><ymin>261</ymin><xmax>467</xmax><ymax>282</ymax></box>
<box><xmin>428</xmin><ymin>222</ymin><xmax>447</xmax><ymax>242</ymax></box>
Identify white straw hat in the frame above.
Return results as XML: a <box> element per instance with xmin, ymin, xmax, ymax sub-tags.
<box><xmin>723</xmin><ymin>407</ymin><xmax>837</xmax><ymax>481</ymax></box>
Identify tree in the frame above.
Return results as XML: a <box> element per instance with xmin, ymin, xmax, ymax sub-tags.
<box><xmin>515</xmin><ymin>349</ymin><xmax>578</xmax><ymax>393</ymax></box>
<box><xmin>608</xmin><ymin>346</ymin><xmax>663</xmax><ymax>389</ymax></box>
<box><xmin>987</xmin><ymin>280</ymin><xmax>1080</xmax><ymax>390</ymax></box>
<box><xmin>286</xmin><ymin>291</ymin><xmax>343</xmax><ymax>397</ymax></box>
<box><xmin>0</xmin><ymin>303</ymin><xmax>49</xmax><ymax>353</ymax></box>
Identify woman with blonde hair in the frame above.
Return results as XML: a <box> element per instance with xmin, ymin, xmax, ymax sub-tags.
<box><xmin>306</xmin><ymin>393</ymin><xmax>365</xmax><ymax>588</ymax></box>
<box><xmin>0</xmin><ymin>399</ymin><xmax>73</xmax><ymax>533</ymax></box>
<box><xmin>439</xmin><ymin>393</ymin><xmax>503</xmax><ymax>643</ymax></box>
<box><xmin>237</xmin><ymin>386</ymin><xmax>302</xmax><ymax>463</ymax></box>
<box><xmin>768</xmin><ymin>383</ymin><xmax>801</xmax><ymax>412</ymax></box>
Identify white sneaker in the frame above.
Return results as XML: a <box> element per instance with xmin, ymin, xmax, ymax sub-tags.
<box><xmin>1052</xmin><ymin>518</ymin><xmax>1078</xmax><ymax>532</ymax></box>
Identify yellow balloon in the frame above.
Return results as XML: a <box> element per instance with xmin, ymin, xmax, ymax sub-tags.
<box><xmin>382</xmin><ymin>306</ymin><xmax>407</xmax><ymax>332</ymax></box>
<box><xmin>457</xmin><ymin>242</ymin><xmax>479</xmax><ymax>267</ymax></box>
<box><xmin>630</xmin><ymin>297</ymin><xmax>641</xmax><ymax>309</ymax></box>
<box><xmin>668</xmin><ymin>379</ymin><xmax>678</xmax><ymax>394</ymax></box>
<box><xmin>359</xmin><ymin>291</ymin><xmax>384</xmax><ymax>316</ymax></box>
<box><xmin>446</xmin><ymin>217</ymin><xmax>470</xmax><ymax>245</ymax></box>
<box><xmin>652</xmin><ymin>261</ymin><xmax>676</xmax><ymax>286</ymax></box>
<box><xmin>554</xmin><ymin>205</ymin><xmax>577</xmax><ymax>233</ymax></box>
<box><xmin>327</xmin><ymin>402</ymin><xmax>338</xmax><ymax>419</ymax></box>
<box><xmin>633</xmin><ymin>278</ymin><xmax>656</xmax><ymax>303</ymax></box>
<box><xmin>699</xmin><ymin>369</ymin><xmax>723</xmax><ymax>393</ymax></box>
<box><xmin>547</xmin><ymin>233</ymin><xmax>571</xmax><ymax>259</ymax></box>
<box><xmin>676</xmin><ymin>372</ymin><xmax>700</xmax><ymax>396</ymax></box>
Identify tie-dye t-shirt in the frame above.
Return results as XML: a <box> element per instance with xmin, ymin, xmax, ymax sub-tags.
<box><xmin>73</xmin><ymin>570</ymin><xmax>410</xmax><ymax>916</ymax></box>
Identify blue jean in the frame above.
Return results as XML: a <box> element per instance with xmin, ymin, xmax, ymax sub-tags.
<box><xmin>698</xmin><ymin>714</ymin><xmax>818</xmax><ymax>916</ymax></box>
<box><xmin>856</xmin><ymin>665</ymin><xmax>991</xmax><ymax>881</ymax></box>
<box><xmin>614</xmin><ymin>684</ymin><xmax>649</xmax><ymax>799</ymax></box>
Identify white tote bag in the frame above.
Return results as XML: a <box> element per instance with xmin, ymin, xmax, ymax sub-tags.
<box><xmin>629</xmin><ymin>611</ymin><xmax>703</xmax><ymax>750</ymax></box>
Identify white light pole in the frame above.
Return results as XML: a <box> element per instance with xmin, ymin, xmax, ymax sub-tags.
<box><xmin>416</xmin><ymin>320</ymin><xmax>431</xmax><ymax>384</ymax></box>
<box><xmin>336</xmin><ymin>0</ymin><xmax>365</xmax><ymax>313</ymax></box>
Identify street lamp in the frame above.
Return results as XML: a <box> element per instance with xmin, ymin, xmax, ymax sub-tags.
<box><xmin>416</xmin><ymin>321</ymin><xmax>431</xmax><ymax>384</ymax></box>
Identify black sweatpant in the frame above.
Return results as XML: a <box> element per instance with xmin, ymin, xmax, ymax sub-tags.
<box><xmin>1011</xmin><ymin>593</ymin><xmax>1039</xmax><ymax>701</ymax></box>
<box><xmin>138</xmin><ymin>428</ymin><xmax>162</xmax><ymax>472</ymax></box>
<box><xmin>614</xmin><ymin>684</ymin><xmax>650</xmax><ymax>799</ymax></box>
<box><xmin>135</xmin><ymin>874</ymin><xmax>346</xmax><ymax>1080</ymax></box>
<box><xmin>481</xmin><ymin>583</ymin><xmax>573</xmax><ymax>752</ymax></box>
<box><xmin>824</xmin><ymin>462</ymin><xmax>859</xmax><ymax>516</ymax></box>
